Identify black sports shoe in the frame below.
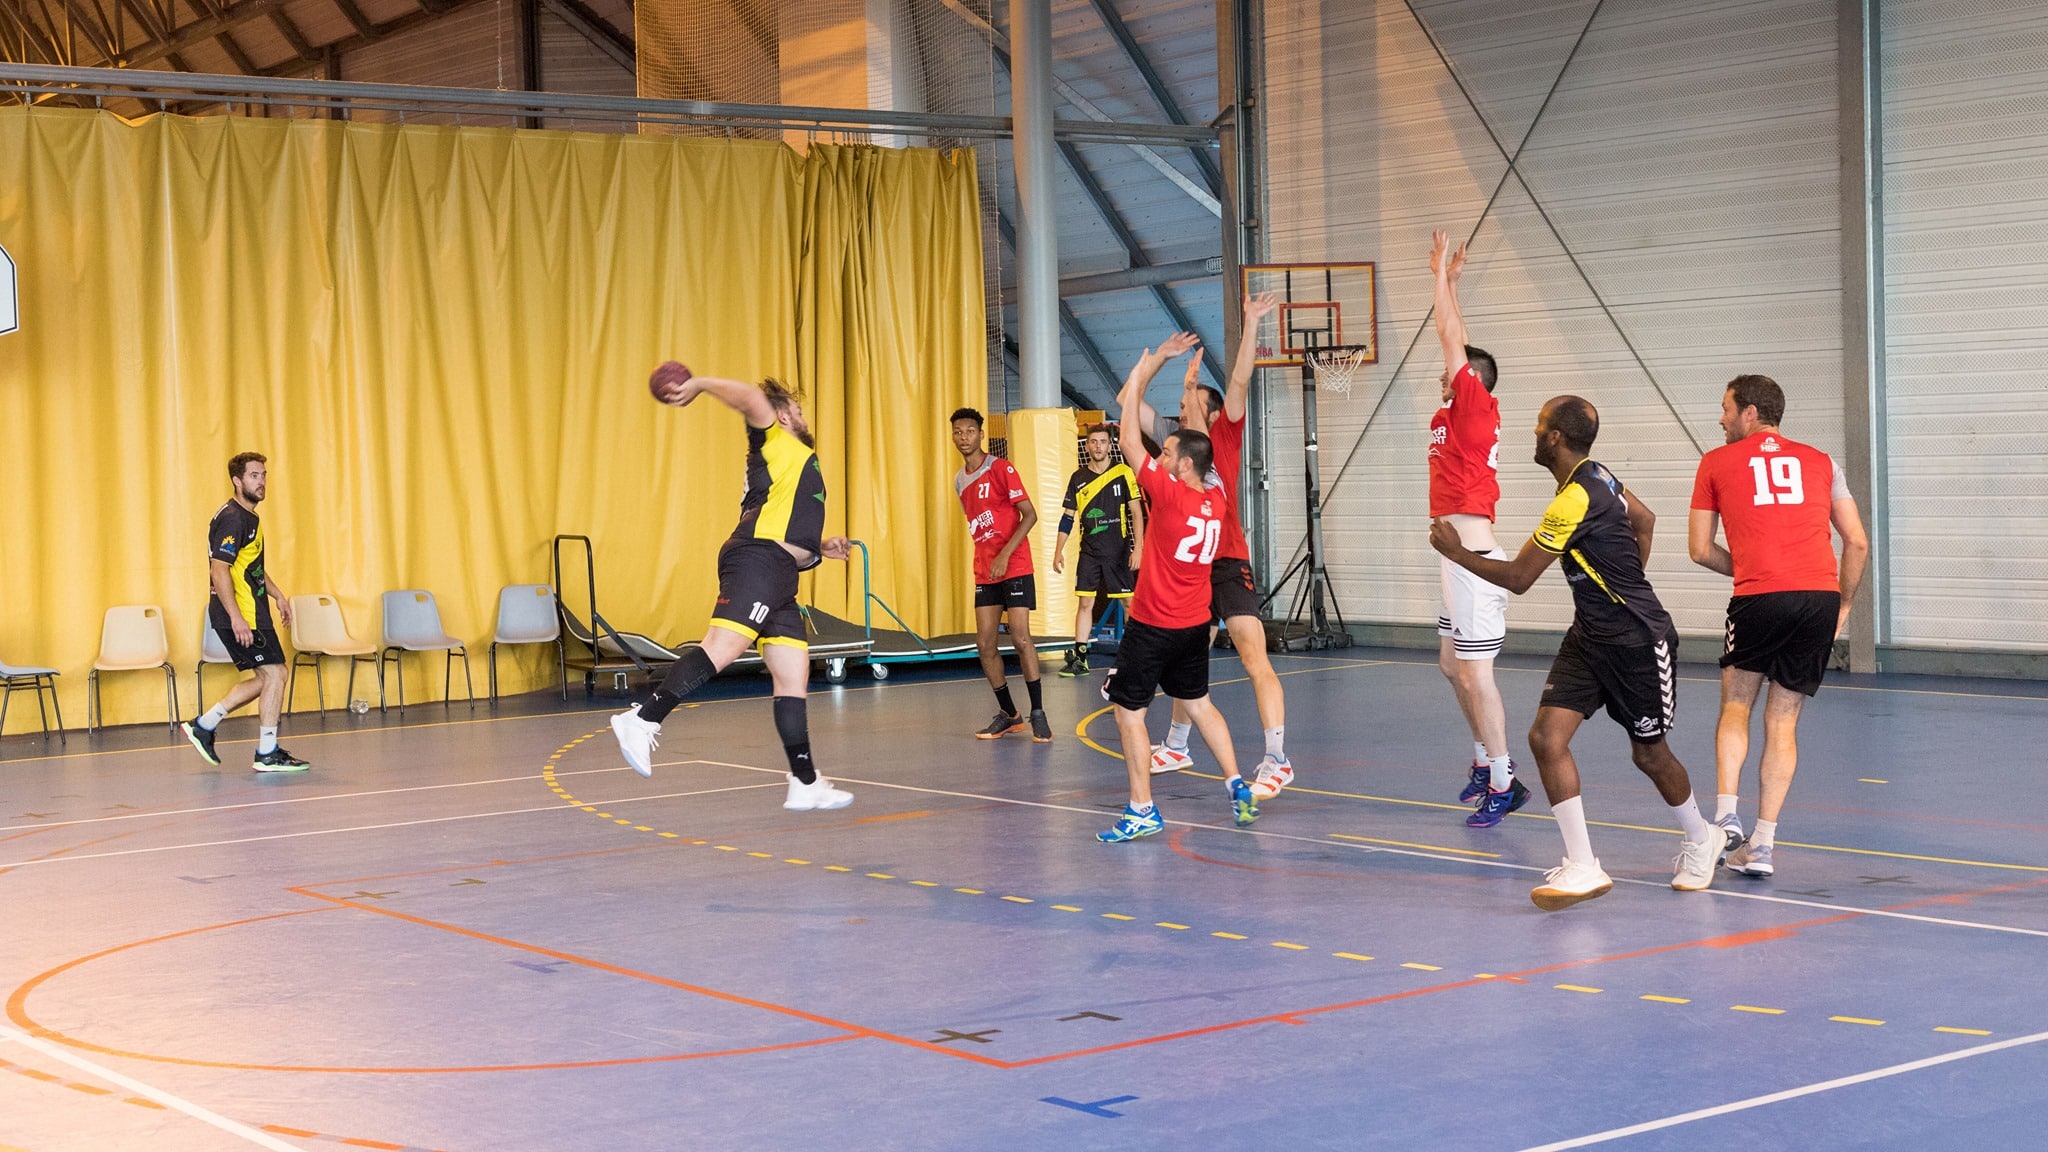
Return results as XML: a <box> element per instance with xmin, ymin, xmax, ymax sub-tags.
<box><xmin>252</xmin><ymin>746</ymin><xmax>312</xmax><ymax>773</ymax></box>
<box><xmin>1029</xmin><ymin>709</ymin><xmax>1053</xmax><ymax>742</ymax></box>
<box><xmin>1057</xmin><ymin>650</ymin><xmax>1091</xmax><ymax>678</ymax></box>
<box><xmin>181</xmin><ymin>719</ymin><xmax>222</xmax><ymax>767</ymax></box>
<box><xmin>975</xmin><ymin>712</ymin><xmax>1024</xmax><ymax>740</ymax></box>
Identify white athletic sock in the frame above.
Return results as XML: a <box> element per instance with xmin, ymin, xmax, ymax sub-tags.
<box><xmin>1488</xmin><ymin>753</ymin><xmax>1514</xmax><ymax>792</ymax></box>
<box><xmin>1264</xmin><ymin>727</ymin><xmax>1286</xmax><ymax>761</ymax></box>
<box><xmin>1165</xmin><ymin>720</ymin><xmax>1192</xmax><ymax>753</ymax></box>
<box><xmin>1473</xmin><ymin>741</ymin><xmax>1489</xmax><ymax>766</ymax></box>
<box><xmin>1753</xmin><ymin>819</ymin><xmax>1777</xmax><ymax>849</ymax></box>
<box><xmin>258</xmin><ymin>726</ymin><xmax>278</xmax><ymax>754</ymax></box>
<box><xmin>1131</xmin><ymin>801</ymin><xmax>1156</xmax><ymax>816</ymax></box>
<box><xmin>1671</xmin><ymin>795</ymin><xmax>1712</xmax><ymax>844</ymax></box>
<box><xmin>199</xmin><ymin>704</ymin><xmax>230</xmax><ymax>731</ymax></box>
<box><xmin>1553</xmin><ymin>797</ymin><xmax>1597</xmax><ymax>867</ymax></box>
<box><xmin>1715</xmin><ymin>793</ymin><xmax>1740</xmax><ymax>822</ymax></box>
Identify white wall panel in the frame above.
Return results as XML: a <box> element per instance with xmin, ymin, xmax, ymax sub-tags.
<box><xmin>1880</xmin><ymin>0</ymin><xmax>2048</xmax><ymax>652</ymax></box>
<box><xmin>1258</xmin><ymin>0</ymin><xmax>1841</xmax><ymax>644</ymax></box>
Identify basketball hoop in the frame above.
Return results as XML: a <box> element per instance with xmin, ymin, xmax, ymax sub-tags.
<box><xmin>1305</xmin><ymin>344</ymin><xmax>1371</xmax><ymax>397</ymax></box>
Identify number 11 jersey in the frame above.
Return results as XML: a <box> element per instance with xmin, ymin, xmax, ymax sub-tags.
<box><xmin>1691</xmin><ymin>430</ymin><xmax>1848</xmax><ymax>595</ymax></box>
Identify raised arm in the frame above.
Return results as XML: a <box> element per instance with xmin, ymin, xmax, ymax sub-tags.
<box><xmin>1688</xmin><ymin>509</ymin><xmax>1734</xmax><ymax>577</ymax></box>
<box><xmin>1117</xmin><ymin>332</ymin><xmax>1201</xmax><ymax>465</ymax></box>
<box><xmin>649</xmin><ymin>362</ymin><xmax>776</xmax><ymax>429</ymax></box>
<box><xmin>1430</xmin><ymin>229</ymin><xmax>1470</xmax><ymax>379</ymax></box>
<box><xmin>1224</xmin><ymin>292</ymin><xmax>1279</xmax><ymax>424</ymax></box>
<box><xmin>1178</xmin><ymin>356</ymin><xmax>1208</xmax><ymax>434</ymax></box>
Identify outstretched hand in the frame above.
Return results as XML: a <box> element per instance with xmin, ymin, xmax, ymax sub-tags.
<box><xmin>1428</xmin><ymin>518</ymin><xmax>1464</xmax><ymax>559</ymax></box>
<box><xmin>1243</xmin><ymin>291</ymin><xmax>1279</xmax><ymax>325</ymax></box>
<box><xmin>1430</xmin><ymin>229</ymin><xmax>1469</xmax><ymax>282</ymax></box>
<box><xmin>1153</xmin><ymin>331</ymin><xmax>1200</xmax><ymax>363</ymax></box>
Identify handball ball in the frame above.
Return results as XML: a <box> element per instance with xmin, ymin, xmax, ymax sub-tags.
<box><xmin>649</xmin><ymin>361</ymin><xmax>693</xmax><ymax>404</ymax></box>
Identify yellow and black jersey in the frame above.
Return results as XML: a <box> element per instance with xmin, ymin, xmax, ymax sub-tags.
<box><xmin>1532</xmin><ymin>459</ymin><xmax>1672</xmax><ymax>644</ymax></box>
<box><xmin>732</xmin><ymin>422</ymin><xmax>827</xmax><ymax>567</ymax></box>
<box><xmin>1062</xmin><ymin>463</ymin><xmax>1138</xmax><ymax>558</ymax></box>
<box><xmin>206</xmin><ymin>500</ymin><xmax>272</xmax><ymax>631</ymax></box>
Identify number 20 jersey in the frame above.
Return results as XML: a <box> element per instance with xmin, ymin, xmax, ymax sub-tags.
<box><xmin>1691</xmin><ymin>431</ymin><xmax>1848</xmax><ymax>596</ymax></box>
<box><xmin>1130</xmin><ymin>454</ymin><xmax>1223</xmax><ymax>629</ymax></box>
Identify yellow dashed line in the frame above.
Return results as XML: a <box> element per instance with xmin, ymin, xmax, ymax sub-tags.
<box><xmin>634</xmin><ymin>826</ymin><xmax>653</xmax><ymax>832</ymax></box>
<box><xmin>1859</xmin><ymin>778</ymin><xmax>1888</xmax><ymax>784</ymax></box>
<box><xmin>1214</xmin><ymin>932</ymin><xmax>1248</xmax><ymax>940</ymax></box>
<box><xmin>867</xmin><ymin>872</ymin><xmax>895</xmax><ymax>879</ymax></box>
<box><xmin>1157</xmin><ymin>922</ymin><xmax>1190</xmax><ymax>930</ymax></box>
<box><xmin>1103</xmin><ymin>913</ymin><xmax>1135</xmax><ymax>921</ymax></box>
<box><xmin>1001</xmin><ymin>896</ymin><xmax>1034</xmax><ymax>904</ymax></box>
<box><xmin>955</xmin><ymin>888</ymin><xmax>984</xmax><ymax>895</ymax></box>
<box><xmin>1831</xmin><ymin>1016</ymin><xmax>1885</xmax><ymax>1026</ymax></box>
<box><xmin>1642</xmin><ymin>995</ymin><xmax>1691</xmax><ymax>1005</ymax></box>
<box><xmin>910</xmin><ymin>880</ymin><xmax>939</xmax><ymax>887</ymax></box>
<box><xmin>613</xmin><ymin>819</ymin><xmax>633</xmax><ymax>826</ymax></box>
<box><xmin>1936</xmin><ymin>1027</ymin><xmax>1992</xmax><ymax>1036</ymax></box>
<box><xmin>1556</xmin><ymin>984</ymin><xmax>1602</xmax><ymax>994</ymax></box>
<box><xmin>1402</xmin><ymin>962</ymin><xmax>1442</xmax><ymax>971</ymax></box>
<box><xmin>747</xmin><ymin>852</ymin><xmax>773</xmax><ymax>858</ymax></box>
<box><xmin>1272</xmin><ymin>941</ymin><xmax>1308</xmax><ymax>951</ymax></box>
<box><xmin>659</xmin><ymin>832</ymin><xmax>679</xmax><ymax>838</ymax></box>
<box><xmin>1732</xmin><ymin>1005</ymin><xmax>1786</xmax><ymax>1015</ymax></box>
<box><xmin>1334</xmin><ymin>952</ymin><xmax>1373</xmax><ymax>962</ymax></box>
<box><xmin>785</xmin><ymin>859</ymin><xmax>810</xmax><ymax>865</ymax></box>
<box><xmin>715</xmin><ymin>846</ymin><xmax>737</xmax><ymax>852</ymax></box>
<box><xmin>1052</xmin><ymin>905</ymin><xmax>1083</xmax><ymax>912</ymax></box>
<box><xmin>580</xmin><ymin>806</ymin><xmax>597</xmax><ymax>812</ymax></box>
<box><xmin>825</xmin><ymin>866</ymin><xmax>853</xmax><ymax>872</ymax></box>
<box><xmin>596</xmin><ymin>812</ymin><xmax>613</xmax><ymax>818</ymax></box>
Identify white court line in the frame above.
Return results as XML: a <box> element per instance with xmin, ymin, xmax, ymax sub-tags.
<box><xmin>0</xmin><ymin>782</ymin><xmax>781</xmax><ymax>870</ymax></box>
<box><xmin>685</xmin><ymin>759</ymin><xmax>2048</xmax><ymax>939</ymax></box>
<box><xmin>0</xmin><ymin>1023</ymin><xmax>305</xmax><ymax>1150</ymax></box>
<box><xmin>0</xmin><ymin>765</ymin><xmax>632</xmax><ymax>833</ymax></box>
<box><xmin>1516</xmin><ymin>1027</ymin><xmax>2048</xmax><ymax>1150</ymax></box>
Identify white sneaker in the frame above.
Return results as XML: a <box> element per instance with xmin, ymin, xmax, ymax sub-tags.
<box><xmin>1249</xmin><ymin>756</ymin><xmax>1294</xmax><ymax>800</ymax></box>
<box><xmin>610</xmin><ymin>709</ymin><xmax>659</xmax><ymax>778</ymax></box>
<box><xmin>1672</xmin><ymin>834</ymin><xmax>1719</xmax><ymax>892</ymax></box>
<box><xmin>1149</xmin><ymin>744</ymin><xmax>1193</xmax><ymax>774</ymax></box>
<box><xmin>784</xmin><ymin>774</ymin><xmax>853</xmax><ymax>811</ymax></box>
<box><xmin>1530</xmin><ymin>857</ymin><xmax>1613</xmax><ymax>911</ymax></box>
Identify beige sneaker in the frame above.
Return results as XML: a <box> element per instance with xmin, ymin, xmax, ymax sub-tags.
<box><xmin>1672</xmin><ymin>834</ymin><xmax>1719</xmax><ymax>892</ymax></box>
<box><xmin>1531</xmin><ymin>857</ymin><xmax>1613</xmax><ymax>911</ymax></box>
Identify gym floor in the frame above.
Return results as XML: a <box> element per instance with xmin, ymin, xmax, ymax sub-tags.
<box><xmin>2</xmin><ymin>646</ymin><xmax>2044</xmax><ymax>1151</ymax></box>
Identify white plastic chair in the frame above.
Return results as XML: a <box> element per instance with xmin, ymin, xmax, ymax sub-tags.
<box><xmin>489</xmin><ymin>584</ymin><xmax>566</xmax><ymax>701</ymax></box>
<box><xmin>379</xmin><ymin>590</ymin><xmax>473</xmax><ymax>711</ymax></box>
<box><xmin>288</xmin><ymin>594</ymin><xmax>379</xmax><ymax>714</ymax></box>
<box><xmin>195</xmin><ymin>618</ymin><xmax>236</xmax><ymax>704</ymax></box>
<box><xmin>0</xmin><ymin>654</ymin><xmax>63</xmax><ymax>740</ymax></box>
<box><xmin>88</xmin><ymin>605</ymin><xmax>178</xmax><ymax>732</ymax></box>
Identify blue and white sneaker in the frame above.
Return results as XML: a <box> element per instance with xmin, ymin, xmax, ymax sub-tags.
<box><xmin>1466</xmin><ymin>777</ymin><xmax>1530</xmax><ymax>828</ymax></box>
<box><xmin>1097</xmin><ymin>804</ymin><xmax>1163</xmax><ymax>843</ymax></box>
<box><xmin>1458</xmin><ymin>762</ymin><xmax>1490</xmax><ymax>804</ymax></box>
<box><xmin>1229</xmin><ymin>777</ymin><xmax>1259</xmax><ymax>827</ymax></box>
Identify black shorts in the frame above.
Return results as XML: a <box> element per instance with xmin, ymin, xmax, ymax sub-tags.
<box><xmin>1073</xmin><ymin>549</ymin><xmax>1134</xmax><ymax>600</ymax></box>
<box><xmin>212</xmin><ymin>623</ymin><xmax>286</xmax><ymax>672</ymax></box>
<box><xmin>1540</xmin><ymin>625</ymin><xmax>1678</xmax><ymax>744</ymax></box>
<box><xmin>1722</xmin><ymin>590</ymin><xmax>1840</xmax><ymax>696</ymax></box>
<box><xmin>1107</xmin><ymin>618</ymin><xmax>1211</xmax><ymax>709</ymax></box>
<box><xmin>1209</xmin><ymin>556</ymin><xmax>1260</xmax><ymax>622</ymax></box>
<box><xmin>975</xmin><ymin>574</ymin><xmax>1038</xmax><ymax>611</ymax></box>
<box><xmin>710</xmin><ymin>539</ymin><xmax>807</xmax><ymax>649</ymax></box>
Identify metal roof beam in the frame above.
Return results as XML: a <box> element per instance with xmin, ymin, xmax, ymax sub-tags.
<box><xmin>999</xmin><ymin>208</ymin><xmax>1117</xmax><ymax>409</ymax></box>
<box><xmin>1084</xmin><ymin>0</ymin><xmax>1221</xmax><ymax>196</ymax></box>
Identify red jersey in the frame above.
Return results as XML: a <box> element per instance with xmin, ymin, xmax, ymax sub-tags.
<box><xmin>957</xmin><ymin>454</ymin><xmax>1035</xmax><ymax>584</ymax></box>
<box><xmin>1428</xmin><ymin>362</ymin><xmax>1502</xmax><ymax>519</ymax></box>
<box><xmin>1691</xmin><ymin>431</ymin><xmax>1847</xmax><ymax>595</ymax></box>
<box><xmin>1130</xmin><ymin>455</ymin><xmax>1224</xmax><ymax>629</ymax></box>
<box><xmin>1206</xmin><ymin>410</ymin><xmax>1251</xmax><ymax>561</ymax></box>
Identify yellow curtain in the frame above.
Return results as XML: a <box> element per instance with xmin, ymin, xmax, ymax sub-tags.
<box><xmin>0</xmin><ymin>108</ymin><xmax>983</xmax><ymax>733</ymax></box>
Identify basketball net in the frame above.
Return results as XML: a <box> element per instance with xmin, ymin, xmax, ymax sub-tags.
<box><xmin>1305</xmin><ymin>345</ymin><xmax>1370</xmax><ymax>397</ymax></box>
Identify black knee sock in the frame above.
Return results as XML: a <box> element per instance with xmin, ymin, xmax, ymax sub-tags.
<box><xmin>773</xmin><ymin>696</ymin><xmax>816</xmax><ymax>784</ymax></box>
<box><xmin>993</xmin><ymin>683</ymin><xmax>1016</xmax><ymax>716</ymax></box>
<box><xmin>639</xmin><ymin>648</ymin><xmax>717</xmax><ymax>724</ymax></box>
<box><xmin>1024</xmin><ymin>677</ymin><xmax>1043</xmax><ymax>712</ymax></box>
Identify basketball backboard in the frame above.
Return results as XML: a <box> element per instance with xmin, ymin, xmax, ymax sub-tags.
<box><xmin>1240</xmin><ymin>262</ymin><xmax>1377</xmax><ymax>368</ymax></box>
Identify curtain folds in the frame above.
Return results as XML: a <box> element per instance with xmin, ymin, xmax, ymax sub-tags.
<box><xmin>0</xmin><ymin>109</ymin><xmax>983</xmax><ymax>731</ymax></box>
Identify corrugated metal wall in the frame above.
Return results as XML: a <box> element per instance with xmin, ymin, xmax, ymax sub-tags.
<box><xmin>1880</xmin><ymin>0</ymin><xmax>2048</xmax><ymax>653</ymax></box>
<box><xmin>1257</xmin><ymin>0</ymin><xmax>1842</xmax><ymax>644</ymax></box>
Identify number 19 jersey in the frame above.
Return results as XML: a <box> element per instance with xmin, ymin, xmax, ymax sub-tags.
<box><xmin>1130</xmin><ymin>455</ymin><xmax>1223</xmax><ymax>629</ymax></box>
<box><xmin>1691</xmin><ymin>431</ymin><xmax>1847</xmax><ymax>595</ymax></box>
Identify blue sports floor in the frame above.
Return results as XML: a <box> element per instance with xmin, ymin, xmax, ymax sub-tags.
<box><xmin>2</xmin><ymin>647</ymin><xmax>2044</xmax><ymax>1151</ymax></box>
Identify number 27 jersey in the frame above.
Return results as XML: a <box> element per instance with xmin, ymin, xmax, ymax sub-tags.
<box><xmin>1691</xmin><ymin>431</ymin><xmax>1847</xmax><ymax>596</ymax></box>
<box><xmin>1130</xmin><ymin>455</ymin><xmax>1223</xmax><ymax>629</ymax></box>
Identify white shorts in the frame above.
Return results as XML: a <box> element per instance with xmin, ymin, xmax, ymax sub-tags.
<box><xmin>1439</xmin><ymin>553</ymin><xmax>1509</xmax><ymax>660</ymax></box>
